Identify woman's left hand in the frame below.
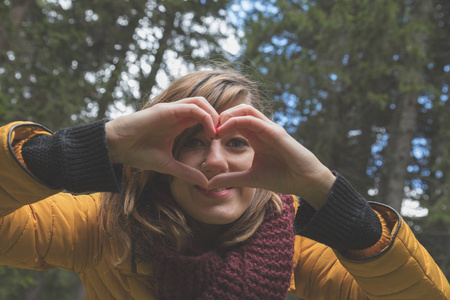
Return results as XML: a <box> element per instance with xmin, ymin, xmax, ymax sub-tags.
<box><xmin>207</xmin><ymin>104</ymin><xmax>336</xmax><ymax>210</ymax></box>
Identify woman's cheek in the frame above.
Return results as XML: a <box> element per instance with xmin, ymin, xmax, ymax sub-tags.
<box><xmin>240</xmin><ymin>150</ymin><xmax>254</xmax><ymax>170</ymax></box>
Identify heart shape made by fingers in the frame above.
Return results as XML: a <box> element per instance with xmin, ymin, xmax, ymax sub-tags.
<box><xmin>170</xmin><ymin>104</ymin><xmax>282</xmax><ymax>191</ymax></box>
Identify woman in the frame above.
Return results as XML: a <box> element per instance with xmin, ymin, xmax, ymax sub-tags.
<box><xmin>0</xmin><ymin>69</ymin><xmax>449</xmax><ymax>299</ymax></box>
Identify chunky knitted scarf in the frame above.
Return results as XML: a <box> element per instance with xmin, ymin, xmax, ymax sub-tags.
<box><xmin>151</xmin><ymin>194</ymin><xmax>295</xmax><ymax>300</ymax></box>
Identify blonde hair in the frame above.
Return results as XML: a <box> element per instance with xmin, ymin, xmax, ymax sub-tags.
<box><xmin>99</xmin><ymin>69</ymin><xmax>282</xmax><ymax>265</ymax></box>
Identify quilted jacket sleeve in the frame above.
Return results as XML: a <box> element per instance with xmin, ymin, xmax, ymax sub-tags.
<box><xmin>290</xmin><ymin>202</ymin><xmax>450</xmax><ymax>299</ymax></box>
<box><xmin>0</xmin><ymin>122</ymin><xmax>102</xmax><ymax>272</ymax></box>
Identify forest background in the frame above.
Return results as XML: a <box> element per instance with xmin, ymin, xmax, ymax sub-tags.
<box><xmin>0</xmin><ymin>0</ymin><xmax>449</xmax><ymax>299</ymax></box>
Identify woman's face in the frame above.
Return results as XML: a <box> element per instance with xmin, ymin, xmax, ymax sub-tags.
<box><xmin>170</xmin><ymin>104</ymin><xmax>256</xmax><ymax>225</ymax></box>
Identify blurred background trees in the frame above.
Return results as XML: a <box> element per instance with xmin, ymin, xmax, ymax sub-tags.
<box><xmin>0</xmin><ymin>0</ymin><xmax>449</xmax><ymax>298</ymax></box>
<box><xmin>0</xmin><ymin>0</ymin><xmax>233</xmax><ymax>128</ymax></box>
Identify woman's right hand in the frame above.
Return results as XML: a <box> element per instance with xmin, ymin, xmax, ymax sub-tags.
<box><xmin>105</xmin><ymin>97</ymin><xmax>218</xmax><ymax>187</ymax></box>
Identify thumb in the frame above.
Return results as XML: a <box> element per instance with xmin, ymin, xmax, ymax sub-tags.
<box><xmin>165</xmin><ymin>160</ymin><xmax>209</xmax><ymax>188</ymax></box>
<box><xmin>207</xmin><ymin>170</ymin><xmax>255</xmax><ymax>190</ymax></box>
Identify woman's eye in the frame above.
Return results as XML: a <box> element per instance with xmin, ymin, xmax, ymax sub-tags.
<box><xmin>227</xmin><ymin>138</ymin><xmax>249</xmax><ymax>149</ymax></box>
<box><xmin>183</xmin><ymin>138</ymin><xmax>204</xmax><ymax>149</ymax></box>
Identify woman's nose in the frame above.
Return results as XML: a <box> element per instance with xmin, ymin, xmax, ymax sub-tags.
<box><xmin>201</xmin><ymin>141</ymin><xmax>228</xmax><ymax>175</ymax></box>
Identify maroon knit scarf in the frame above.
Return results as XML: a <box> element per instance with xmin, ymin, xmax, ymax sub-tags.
<box><xmin>151</xmin><ymin>194</ymin><xmax>295</xmax><ymax>300</ymax></box>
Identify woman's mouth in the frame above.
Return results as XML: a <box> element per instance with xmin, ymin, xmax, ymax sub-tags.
<box><xmin>195</xmin><ymin>186</ymin><xmax>233</xmax><ymax>198</ymax></box>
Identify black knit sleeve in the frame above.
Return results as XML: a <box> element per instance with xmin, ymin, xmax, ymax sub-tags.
<box><xmin>21</xmin><ymin>120</ymin><xmax>122</xmax><ymax>193</ymax></box>
<box><xmin>293</xmin><ymin>173</ymin><xmax>382</xmax><ymax>251</ymax></box>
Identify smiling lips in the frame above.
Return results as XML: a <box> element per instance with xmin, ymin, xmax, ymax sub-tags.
<box><xmin>195</xmin><ymin>186</ymin><xmax>233</xmax><ymax>198</ymax></box>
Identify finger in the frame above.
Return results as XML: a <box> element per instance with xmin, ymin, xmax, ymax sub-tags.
<box><xmin>173</xmin><ymin>104</ymin><xmax>218</xmax><ymax>138</ymax></box>
<box><xmin>164</xmin><ymin>160</ymin><xmax>209</xmax><ymax>188</ymax></box>
<box><xmin>217</xmin><ymin>115</ymin><xmax>281</xmax><ymax>139</ymax></box>
<box><xmin>175</xmin><ymin>97</ymin><xmax>220</xmax><ymax>127</ymax></box>
<box><xmin>207</xmin><ymin>170</ymin><xmax>257</xmax><ymax>190</ymax></box>
<box><xmin>218</xmin><ymin>116</ymin><xmax>292</xmax><ymax>155</ymax></box>
<box><xmin>219</xmin><ymin>104</ymin><xmax>271</xmax><ymax>125</ymax></box>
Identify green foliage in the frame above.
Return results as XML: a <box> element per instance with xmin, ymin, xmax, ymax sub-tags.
<box><xmin>0</xmin><ymin>0</ymin><xmax>234</xmax><ymax>129</ymax></box>
<box><xmin>0</xmin><ymin>267</ymin><xmax>82</xmax><ymax>300</ymax></box>
<box><xmin>0</xmin><ymin>266</ymin><xmax>35</xmax><ymax>299</ymax></box>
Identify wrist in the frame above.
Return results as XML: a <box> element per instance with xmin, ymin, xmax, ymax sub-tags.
<box><xmin>22</xmin><ymin>120</ymin><xmax>122</xmax><ymax>192</ymax></box>
<box><xmin>299</xmin><ymin>168</ymin><xmax>335</xmax><ymax>210</ymax></box>
<box><xmin>294</xmin><ymin>173</ymin><xmax>382</xmax><ymax>251</ymax></box>
<box><xmin>105</xmin><ymin>120</ymin><xmax>122</xmax><ymax>164</ymax></box>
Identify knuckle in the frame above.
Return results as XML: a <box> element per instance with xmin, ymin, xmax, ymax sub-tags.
<box><xmin>194</xmin><ymin>96</ymin><xmax>207</xmax><ymax>103</ymax></box>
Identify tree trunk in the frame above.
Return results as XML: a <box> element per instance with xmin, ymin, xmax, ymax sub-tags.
<box><xmin>96</xmin><ymin>15</ymin><xmax>175</xmax><ymax>119</ymax></box>
<box><xmin>379</xmin><ymin>93</ymin><xmax>418</xmax><ymax>211</ymax></box>
<box><xmin>0</xmin><ymin>0</ymin><xmax>34</xmax><ymax>62</ymax></box>
<box><xmin>138</xmin><ymin>17</ymin><xmax>174</xmax><ymax>103</ymax></box>
<box><xmin>377</xmin><ymin>0</ymin><xmax>430</xmax><ymax>212</ymax></box>
<box><xmin>11</xmin><ymin>0</ymin><xmax>34</xmax><ymax>27</ymax></box>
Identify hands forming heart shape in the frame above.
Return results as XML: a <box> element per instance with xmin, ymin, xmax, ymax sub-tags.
<box><xmin>106</xmin><ymin>97</ymin><xmax>335</xmax><ymax>208</ymax></box>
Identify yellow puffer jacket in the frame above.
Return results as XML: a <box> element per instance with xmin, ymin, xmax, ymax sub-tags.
<box><xmin>1</xmin><ymin>122</ymin><xmax>449</xmax><ymax>300</ymax></box>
